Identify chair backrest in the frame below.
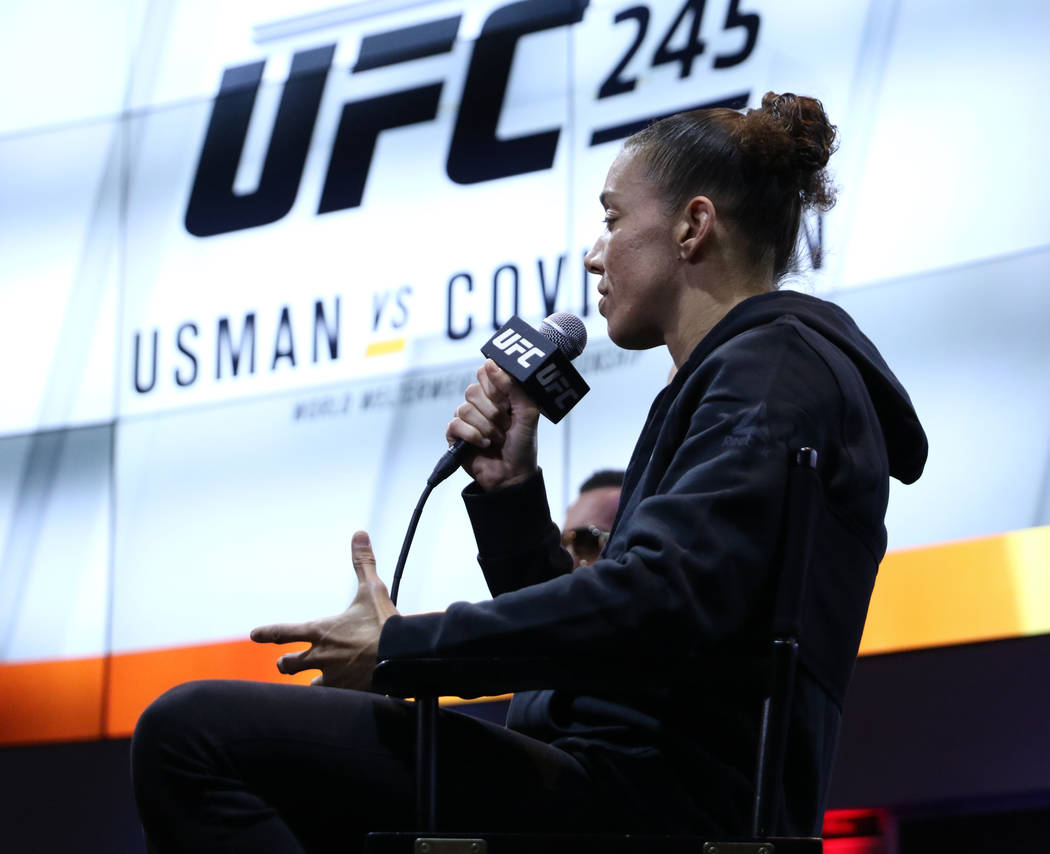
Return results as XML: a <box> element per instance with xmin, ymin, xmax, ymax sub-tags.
<box><xmin>752</xmin><ymin>446</ymin><xmax>821</xmax><ymax>838</ymax></box>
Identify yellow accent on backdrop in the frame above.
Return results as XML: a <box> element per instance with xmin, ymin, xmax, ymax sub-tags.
<box><xmin>365</xmin><ymin>338</ymin><xmax>406</xmax><ymax>357</ymax></box>
<box><xmin>860</xmin><ymin>525</ymin><xmax>1050</xmax><ymax>655</ymax></box>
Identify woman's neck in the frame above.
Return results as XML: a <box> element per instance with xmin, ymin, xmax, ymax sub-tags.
<box><xmin>665</xmin><ymin>269</ymin><xmax>772</xmax><ymax>368</ymax></box>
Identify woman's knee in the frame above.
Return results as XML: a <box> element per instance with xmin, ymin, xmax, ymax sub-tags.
<box><xmin>131</xmin><ymin>680</ymin><xmax>236</xmax><ymax>783</ymax></box>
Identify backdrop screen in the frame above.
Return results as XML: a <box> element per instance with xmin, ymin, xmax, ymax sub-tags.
<box><xmin>2</xmin><ymin>0</ymin><xmax>1048</xmax><ymax>743</ymax></box>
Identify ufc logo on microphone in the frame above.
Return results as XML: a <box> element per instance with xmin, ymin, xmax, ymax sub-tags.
<box><xmin>536</xmin><ymin>362</ymin><xmax>579</xmax><ymax>408</ymax></box>
<box><xmin>491</xmin><ymin>329</ymin><xmax>547</xmax><ymax>368</ymax></box>
<box><xmin>481</xmin><ymin>315</ymin><xmax>589</xmax><ymax>422</ymax></box>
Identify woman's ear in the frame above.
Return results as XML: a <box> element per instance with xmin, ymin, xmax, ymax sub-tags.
<box><xmin>676</xmin><ymin>195</ymin><xmax>715</xmax><ymax>261</ymax></box>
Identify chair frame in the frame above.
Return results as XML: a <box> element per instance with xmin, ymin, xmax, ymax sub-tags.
<box><xmin>367</xmin><ymin>447</ymin><xmax>823</xmax><ymax>854</ymax></box>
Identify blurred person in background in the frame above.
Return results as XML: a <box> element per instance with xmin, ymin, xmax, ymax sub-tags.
<box><xmin>561</xmin><ymin>469</ymin><xmax>623</xmax><ymax>568</ymax></box>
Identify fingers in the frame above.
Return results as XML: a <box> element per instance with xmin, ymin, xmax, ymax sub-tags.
<box><xmin>250</xmin><ymin>621</ymin><xmax>321</xmax><ymax>645</ymax></box>
<box><xmin>454</xmin><ymin>400</ymin><xmax>496</xmax><ymax>447</ymax></box>
<box><xmin>465</xmin><ymin>378</ymin><xmax>509</xmax><ymax>424</ymax></box>
<box><xmin>480</xmin><ymin>360</ymin><xmax>538</xmax><ymax>425</ymax></box>
<box><xmin>351</xmin><ymin>532</ymin><xmax>396</xmax><ymax>621</ymax></box>
<box><xmin>480</xmin><ymin>359</ymin><xmax>515</xmax><ymax>399</ymax></box>
<box><xmin>351</xmin><ymin>530</ymin><xmax>380</xmax><ymax>585</ymax></box>
<box><xmin>476</xmin><ymin>360</ymin><xmax>511</xmax><ymax>404</ymax></box>
<box><xmin>276</xmin><ymin>649</ymin><xmax>315</xmax><ymax>675</ymax></box>
<box><xmin>486</xmin><ymin>359</ymin><xmax>537</xmax><ymax>416</ymax></box>
<box><xmin>446</xmin><ymin>411</ymin><xmax>493</xmax><ymax>449</ymax></box>
<box><xmin>445</xmin><ymin>361</ymin><xmax>516</xmax><ymax>447</ymax></box>
<box><xmin>275</xmin><ymin>638</ymin><xmax>341</xmax><ymax>676</ymax></box>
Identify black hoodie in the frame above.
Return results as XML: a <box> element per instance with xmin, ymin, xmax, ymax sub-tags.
<box><xmin>378</xmin><ymin>290</ymin><xmax>928</xmax><ymax>835</ymax></box>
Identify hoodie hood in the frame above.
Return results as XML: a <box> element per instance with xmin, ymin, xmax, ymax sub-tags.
<box><xmin>678</xmin><ymin>290</ymin><xmax>928</xmax><ymax>484</ymax></box>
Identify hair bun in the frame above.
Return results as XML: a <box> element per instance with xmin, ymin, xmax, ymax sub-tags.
<box><xmin>625</xmin><ymin>90</ymin><xmax>840</xmax><ymax>280</ymax></box>
<box><xmin>736</xmin><ymin>91</ymin><xmax>838</xmax><ymax>211</ymax></box>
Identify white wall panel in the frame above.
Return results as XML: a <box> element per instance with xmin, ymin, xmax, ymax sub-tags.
<box><xmin>841</xmin><ymin>0</ymin><xmax>1050</xmax><ymax>286</ymax></box>
<box><xmin>834</xmin><ymin>246</ymin><xmax>1050</xmax><ymax>550</ymax></box>
<box><xmin>109</xmin><ymin>351</ymin><xmax>570</xmax><ymax>651</ymax></box>
<box><xmin>0</xmin><ymin>1</ymin><xmax>140</xmax><ymax>135</ymax></box>
<box><xmin>0</xmin><ymin>122</ymin><xmax>121</xmax><ymax>436</ymax></box>
<box><xmin>0</xmin><ymin>426</ymin><xmax>111</xmax><ymax>662</ymax></box>
<box><xmin>1</xmin><ymin>0</ymin><xmax>1047</xmax><ymax>668</ymax></box>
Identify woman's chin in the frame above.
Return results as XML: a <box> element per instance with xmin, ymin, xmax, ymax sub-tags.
<box><xmin>606</xmin><ymin>325</ymin><xmax>638</xmax><ymax>351</ymax></box>
<box><xmin>606</xmin><ymin>319</ymin><xmax>662</xmax><ymax>352</ymax></box>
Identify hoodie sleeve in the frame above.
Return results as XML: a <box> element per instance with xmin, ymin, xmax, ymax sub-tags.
<box><xmin>377</xmin><ymin>323</ymin><xmax>856</xmax><ymax>675</ymax></box>
<box><xmin>459</xmin><ymin>470</ymin><xmax>573</xmax><ymax>596</ymax></box>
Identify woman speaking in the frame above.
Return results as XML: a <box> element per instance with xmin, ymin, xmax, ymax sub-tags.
<box><xmin>132</xmin><ymin>93</ymin><xmax>927</xmax><ymax>851</ymax></box>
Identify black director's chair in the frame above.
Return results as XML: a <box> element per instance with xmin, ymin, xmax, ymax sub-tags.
<box><xmin>366</xmin><ymin>447</ymin><xmax>824</xmax><ymax>854</ymax></box>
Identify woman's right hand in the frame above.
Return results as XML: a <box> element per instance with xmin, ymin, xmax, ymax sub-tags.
<box><xmin>446</xmin><ymin>359</ymin><xmax>540</xmax><ymax>491</ymax></box>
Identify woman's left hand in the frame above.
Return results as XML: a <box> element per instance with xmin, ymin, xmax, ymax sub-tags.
<box><xmin>250</xmin><ymin>531</ymin><xmax>399</xmax><ymax>690</ymax></box>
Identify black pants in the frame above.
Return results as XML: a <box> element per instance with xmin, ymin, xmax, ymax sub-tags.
<box><xmin>130</xmin><ymin>680</ymin><xmax>608</xmax><ymax>853</ymax></box>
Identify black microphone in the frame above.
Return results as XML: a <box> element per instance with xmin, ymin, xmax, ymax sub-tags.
<box><xmin>391</xmin><ymin>315</ymin><xmax>589</xmax><ymax>604</ymax></box>
<box><xmin>427</xmin><ymin>312</ymin><xmax>590</xmax><ymax>487</ymax></box>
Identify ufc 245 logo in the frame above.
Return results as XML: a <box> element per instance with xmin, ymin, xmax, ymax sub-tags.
<box><xmin>186</xmin><ymin>0</ymin><xmax>762</xmax><ymax>238</ymax></box>
<box><xmin>185</xmin><ymin>0</ymin><xmax>589</xmax><ymax>237</ymax></box>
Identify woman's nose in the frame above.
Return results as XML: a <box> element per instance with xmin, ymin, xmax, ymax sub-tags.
<box><xmin>584</xmin><ymin>240</ymin><xmax>603</xmax><ymax>275</ymax></box>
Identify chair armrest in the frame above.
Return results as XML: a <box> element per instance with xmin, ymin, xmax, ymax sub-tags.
<box><xmin>372</xmin><ymin>656</ymin><xmax>632</xmax><ymax>699</ymax></box>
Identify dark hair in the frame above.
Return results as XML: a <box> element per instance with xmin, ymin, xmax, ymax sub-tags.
<box><xmin>626</xmin><ymin>92</ymin><xmax>838</xmax><ymax>281</ymax></box>
<box><xmin>579</xmin><ymin>469</ymin><xmax>625</xmax><ymax>493</ymax></box>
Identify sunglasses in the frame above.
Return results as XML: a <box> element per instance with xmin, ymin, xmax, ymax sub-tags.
<box><xmin>560</xmin><ymin>525</ymin><xmax>610</xmax><ymax>563</ymax></box>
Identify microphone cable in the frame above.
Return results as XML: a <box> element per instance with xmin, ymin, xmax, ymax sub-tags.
<box><xmin>387</xmin><ymin>312</ymin><xmax>587</xmax><ymax>606</ymax></box>
<box><xmin>389</xmin><ymin>460</ymin><xmax>449</xmax><ymax>607</ymax></box>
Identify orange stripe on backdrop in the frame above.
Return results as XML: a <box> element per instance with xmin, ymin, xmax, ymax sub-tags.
<box><xmin>1</xmin><ymin>525</ymin><xmax>1048</xmax><ymax>746</ymax></box>
<box><xmin>0</xmin><ymin>638</ymin><xmax>507</xmax><ymax>745</ymax></box>
<box><xmin>0</xmin><ymin>656</ymin><xmax>105</xmax><ymax>744</ymax></box>
<box><xmin>0</xmin><ymin>640</ymin><xmax>311</xmax><ymax>746</ymax></box>
<box><xmin>103</xmin><ymin>640</ymin><xmax>501</xmax><ymax>738</ymax></box>
<box><xmin>104</xmin><ymin>638</ymin><xmax>314</xmax><ymax>737</ymax></box>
